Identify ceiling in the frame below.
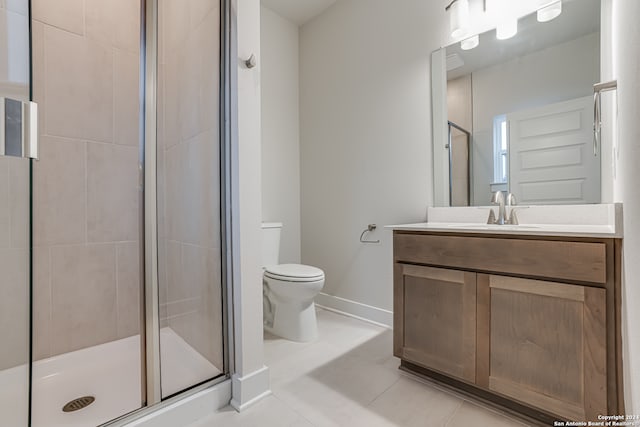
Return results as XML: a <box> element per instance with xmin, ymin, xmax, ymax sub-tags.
<box><xmin>261</xmin><ymin>0</ymin><xmax>339</xmax><ymax>25</ymax></box>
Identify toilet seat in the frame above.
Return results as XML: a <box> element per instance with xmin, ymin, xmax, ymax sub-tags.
<box><xmin>264</xmin><ymin>264</ymin><xmax>324</xmax><ymax>282</ymax></box>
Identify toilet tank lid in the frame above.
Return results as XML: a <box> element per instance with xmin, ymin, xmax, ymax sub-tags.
<box><xmin>265</xmin><ymin>264</ymin><xmax>324</xmax><ymax>279</ymax></box>
<box><xmin>262</xmin><ymin>222</ymin><xmax>283</xmax><ymax>229</ymax></box>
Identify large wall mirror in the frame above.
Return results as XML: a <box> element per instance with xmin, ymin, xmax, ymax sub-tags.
<box><xmin>432</xmin><ymin>0</ymin><xmax>603</xmax><ymax>207</ymax></box>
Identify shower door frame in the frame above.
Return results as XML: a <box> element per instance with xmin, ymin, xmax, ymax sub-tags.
<box><xmin>102</xmin><ymin>0</ymin><xmax>235</xmax><ymax>423</ymax></box>
<box><xmin>140</xmin><ymin>0</ymin><xmax>234</xmax><ymax>407</ymax></box>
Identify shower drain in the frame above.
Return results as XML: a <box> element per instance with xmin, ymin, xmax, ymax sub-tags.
<box><xmin>62</xmin><ymin>396</ymin><xmax>95</xmax><ymax>413</ymax></box>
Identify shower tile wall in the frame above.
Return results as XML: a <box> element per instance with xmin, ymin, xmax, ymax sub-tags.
<box><xmin>157</xmin><ymin>0</ymin><xmax>223</xmax><ymax>371</ymax></box>
<box><xmin>31</xmin><ymin>0</ymin><xmax>141</xmax><ymax>360</ymax></box>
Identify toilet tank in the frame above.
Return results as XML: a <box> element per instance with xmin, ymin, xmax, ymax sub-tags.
<box><xmin>261</xmin><ymin>222</ymin><xmax>282</xmax><ymax>267</ymax></box>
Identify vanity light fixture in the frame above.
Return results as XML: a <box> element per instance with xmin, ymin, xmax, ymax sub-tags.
<box><xmin>496</xmin><ymin>17</ymin><xmax>518</xmax><ymax>40</ymax></box>
<box><xmin>446</xmin><ymin>0</ymin><xmax>470</xmax><ymax>38</ymax></box>
<box><xmin>486</xmin><ymin>0</ymin><xmax>517</xmax><ymax>40</ymax></box>
<box><xmin>537</xmin><ymin>0</ymin><xmax>562</xmax><ymax>22</ymax></box>
<box><xmin>461</xmin><ymin>34</ymin><xmax>479</xmax><ymax>50</ymax></box>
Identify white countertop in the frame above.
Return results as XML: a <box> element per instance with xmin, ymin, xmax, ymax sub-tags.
<box><xmin>387</xmin><ymin>222</ymin><xmax>618</xmax><ymax>238</ymax></box>
<box><xmin>386</xmin><ymin>204</ymin><xmax>623</xmax><ymax>238</ymax></box>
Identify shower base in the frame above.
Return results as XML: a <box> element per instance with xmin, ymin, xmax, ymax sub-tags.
<box><xmin>0</xmin><ymin>327</ymin><xmax>221</xmax><ymax>427</ymax></box>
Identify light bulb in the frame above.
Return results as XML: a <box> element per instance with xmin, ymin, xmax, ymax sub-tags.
<box><xmin>496</xmin><ymin>18</ymin><xmax>518</xmax><ymax>40</ymax></box>
<box><xmin>537</xmin><ymin>1</ymin><xmax>562</xmax><ymax>22</ymax></box>
<box><xmin>449</xmin><ymin>0</ymin><xmax>470</xmax><ymax>39</ymax></box>
<box><xmin>461</xmin><ymin>35</ymin><xmax>479</xmax><ymax>50</ymax></box>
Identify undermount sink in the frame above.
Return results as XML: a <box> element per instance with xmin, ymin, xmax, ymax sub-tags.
<box><xmin>444</xmin><ymin>223</ymin><xmax>541</xmax><ymax>230</ymax></box>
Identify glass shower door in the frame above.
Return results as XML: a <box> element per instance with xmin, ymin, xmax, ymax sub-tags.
<box><xmin>0</xmin><ymin>0</ymin><xmax>33</xmax><ymax>426</ymax></box>
<box><xmin>29</xmin><ymin>1</ymin><xmax>145</xmax><ymax>425</ymax></box>
<box><xmin>156</xmin><ymin>0</ymin><xmax>225</xmax><ymax>398</ymax></box>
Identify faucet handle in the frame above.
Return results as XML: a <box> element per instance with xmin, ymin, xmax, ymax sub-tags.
<box><xmin>506</xmin><ymin>206</ymin><xmax>529</xmax><ymax>225</ymax></box>
<box><xmin>487</xmin><ymin>208</ymin><xmax>497</xmax><ymax>224</ymax></box>
<box><xmin>506</xmin><ymin>193</ymin><xmax>517</xmax><ymax>206</ymax></box>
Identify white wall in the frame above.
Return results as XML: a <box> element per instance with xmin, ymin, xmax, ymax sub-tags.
<box><xmin>260</xmin><ymin>6</ymin><xmax>301</xmax><ymax>264</ymax></box>
<box><xmin>299</xmin><ymin>0</ymin><xmax>446</xmax><ymax>320</ymax></box>
<box><xmin>610</xmin><ymin>0</ymin><xmax>640</xmax><ymax>415</ymax></box>
<box><xmin>471</xmin><ymin>33</ymin><xmax>600</xmax><ymax>205</ymax></box>
<box><xmin>298</xmin><ymin>0</ymin><xmax>598</xmax><ymax>320</ymax></box>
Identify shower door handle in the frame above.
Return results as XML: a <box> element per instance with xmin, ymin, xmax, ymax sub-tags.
<box><xmin>0</xmin><ymin>98</ymin><xmax>38</xmax><ymax>160</ymax></box>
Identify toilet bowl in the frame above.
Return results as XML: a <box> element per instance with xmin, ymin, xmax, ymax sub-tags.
<box><xmin>263</xmin><ymin>264</ymin><xmax>325</xmax><ymax>342</ymax></box>
<box><xmin>262</xmin><ymin>223</ymin><xmax>325</xmax><ymax>342</ymax></box>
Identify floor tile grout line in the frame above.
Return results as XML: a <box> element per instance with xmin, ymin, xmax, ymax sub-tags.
<box><xmin>364</xmin><ymin>375</ymin><xmax>402</xmax><ymax>408</ymax></box>
<box><xmin>271</xmin><ymin>393</ymin><xmax>318</xmax><ymax>427</ymax></box>
<box><xmin>443</xmin><ymin>399</ymin><xmax>465</xmax><ymax>427</ymax></box>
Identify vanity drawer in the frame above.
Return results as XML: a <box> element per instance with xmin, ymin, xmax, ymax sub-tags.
<box><xmin>393</xmin><ymin>232</ymin><xmax>607</xmax><ymax>284</ymax></box>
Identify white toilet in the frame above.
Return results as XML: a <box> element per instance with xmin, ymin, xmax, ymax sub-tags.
<box><xmin>262</xmin><ymin>222</ymin><xmax>325</xmax><ymax>342</ymax></box>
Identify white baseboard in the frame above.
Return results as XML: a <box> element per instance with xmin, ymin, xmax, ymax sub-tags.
<box><xmin>124</xmin><ymin>380</ymin><xmax>231</xmax><ymax>427</ymax></box>
<box><xmin>315</xmin><ymin>293</ymin><xmax>393</xmax><ymax>328</ymax></box>
<box><xmin>230</xmin><ymin>365</ymin><xmax>271</xmax><ymax>411</ymax></box>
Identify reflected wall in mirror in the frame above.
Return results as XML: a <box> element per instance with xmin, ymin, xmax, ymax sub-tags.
<box><xmin>433</xmin><ymin>0</ymin><xmax>602</xmax><ymax>207</ymax></box>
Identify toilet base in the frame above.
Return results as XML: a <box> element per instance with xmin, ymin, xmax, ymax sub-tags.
<box><xmin>265</xmin><ymin>299</ymin><xmax>318</xmax><ymax>342</ymax></box>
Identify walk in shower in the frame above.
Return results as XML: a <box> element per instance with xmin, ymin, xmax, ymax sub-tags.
<box><xmin>0</xmin><ymin>0</ymin><xmax>228</xmax><ymax>425</ymax></box>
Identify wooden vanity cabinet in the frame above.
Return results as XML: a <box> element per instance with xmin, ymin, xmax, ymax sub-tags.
<box><xmin>477</xmin><ymin>275</ymin><xmax>607</xmax><ymax>421</ymax></box>
<box><xmin>395</xmin><ymin>264</ymin><xmax>477</xmax><ymax>383</ymax></box>
<box><xmin>393</xmin><ymin>231</ymin><xmax>622</xmax><ymax>424</ymax></box>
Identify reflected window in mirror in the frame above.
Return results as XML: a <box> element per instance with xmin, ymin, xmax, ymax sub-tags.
<box><xmin>493</xmin><ymin>115</ymin><xmax>508</xmax><ymax>185</ymax></box>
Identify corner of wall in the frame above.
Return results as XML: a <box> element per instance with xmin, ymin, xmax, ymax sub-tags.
<box><xmin>232</xmin><ymin>0</ymin><xmax>269</xmax><ymax>408</ymax></box>
<box><xmin>230</xmin><ymin>366</ymin><xmax>271</xmax><ymax>412</ymax></box>
<box><xmin>610</xmin><ymin>0</ymin><xmax>640</xmax><ymax>415</ymax></box>
<box><xmin>260</xmin><ymin>6</ymin><xmax>302</xmax><ymax>264</ymax></box>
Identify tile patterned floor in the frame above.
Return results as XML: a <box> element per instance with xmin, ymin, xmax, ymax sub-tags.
<box><xmin>190</xmin><ymin>308</ymin><xmax>533</xmax><ymax>427</ymax></box>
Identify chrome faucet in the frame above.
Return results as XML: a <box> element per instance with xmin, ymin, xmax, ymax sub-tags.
<box><xmin>489</xmin><ymin>191</ymin><xmax>507</xmax><ymax>225</ymax></box>
<box><xmin>488</xmin><ymin>191</ymin><xmax>520</xmax><ymax>225</ymax></box>
<box><xmin>505</xmin><ymin>193</ymin><xmax>519</xmax><ymax>225</ymax></box>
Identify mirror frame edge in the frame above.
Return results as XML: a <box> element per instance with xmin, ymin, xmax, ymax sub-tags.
<box><xmin>431</xmin><ymin>47</ymin><xmax>449</xmax><ymax>207</ymax></box>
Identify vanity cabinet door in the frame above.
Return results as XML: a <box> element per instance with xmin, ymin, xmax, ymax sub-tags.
<box><xmin>477</xmin><ymin>274</ymin><xmax>607</xmax><ymax>421</ymax></box>
<box><xmin>394</xmin><ymin>264</ymin><xmax>476</xmax><ymax>383</ymax></box>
